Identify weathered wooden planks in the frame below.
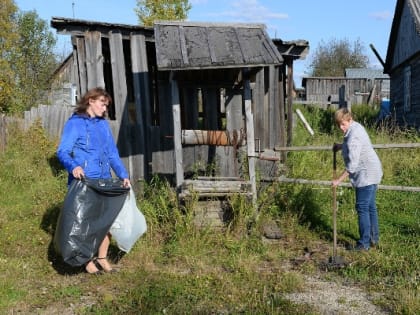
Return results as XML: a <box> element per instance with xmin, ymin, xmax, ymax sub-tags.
<box><xmin>179</xmin><ymin>179</ymin><xmax>252</xmax><ymax>198</ymax></box>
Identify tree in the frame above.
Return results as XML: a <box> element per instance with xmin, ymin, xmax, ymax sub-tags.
<box><xmin>0</xmin><ymin>0</ymin><xmax>57</xmax><ymax>114</ymax></box>
<box><xmin>13</xmin><ymin>10</ymin><xmax>57</xmax><ymax>112</ymax></box>
<box><xmin>135</xmin><ymin>0</ymin><xmax>191</xmax><ymax>27</ymax></box>
<box><xmin>0</xmin><ymin>0</ymin><xmax>18</xmax><ymax>112</ymax></box>
<box><xmin>308</xmin><ymin>38</ymin><xmax>369</xmax><ymax>77</ymax></box>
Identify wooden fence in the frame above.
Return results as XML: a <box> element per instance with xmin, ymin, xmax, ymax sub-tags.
<box><xmin>1</xmin><ymin>107</ymin><xmax>419</xmax><ymax>194</ymax></box>
<box><xmin>275</xmin><ymin>144</ymin><xmax>420</xmax><ymax>192</ymax></box>
<box><xmin>0</xmin><ymin>105</ymin><xmax>74</xmax><ymax>151</ymax></box>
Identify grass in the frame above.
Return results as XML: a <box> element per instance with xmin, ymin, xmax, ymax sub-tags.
<box><xmin>0</xmin><ymin>107</ymin><xmax>419</xmax><ymax>314</ymax></box>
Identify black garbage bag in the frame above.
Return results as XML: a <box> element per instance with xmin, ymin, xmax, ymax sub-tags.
<box><xmin>54</xmin><ymin>178</ymin><xmax>129</xmax><ymax>267</ymax></box>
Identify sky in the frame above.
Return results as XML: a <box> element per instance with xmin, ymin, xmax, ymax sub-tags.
<box><xmin>14</xmin><ymin>0</ymin><xmax>397</xmax><ymax>87</ymax></box>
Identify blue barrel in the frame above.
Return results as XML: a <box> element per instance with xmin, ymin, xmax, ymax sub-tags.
<box><xmin>381</xmin><ymin>98</ymin><xmax>390</xmax><ymax>113</ymax></box>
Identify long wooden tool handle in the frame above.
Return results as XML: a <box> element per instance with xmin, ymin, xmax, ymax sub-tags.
<box><xmin>332</xmin><ymin>149</ymin><xmax>337</xmax><ymax>258</ymax></box>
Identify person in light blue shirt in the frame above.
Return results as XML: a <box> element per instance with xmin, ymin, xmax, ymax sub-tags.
<box><xmin>332</xmin><ymin>108</ymin><xmax>383</xmax><ymax>251</ymax></box>
<box><xmin>57</xmin><ymin>87</ymin><xmax>130</xmax><ymax>274</ymax></box>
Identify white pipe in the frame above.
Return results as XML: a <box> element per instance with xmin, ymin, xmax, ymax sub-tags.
<box><xmin>296</xmin><ymin>109</ymin><xmax>315</xmax><ymax>136</ymax></box>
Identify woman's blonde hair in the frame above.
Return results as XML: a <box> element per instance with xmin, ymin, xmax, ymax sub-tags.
<box><xmin>334</xmin><ymin>108</ymin><xmax>352</xmax><ymax>125</ymax></box>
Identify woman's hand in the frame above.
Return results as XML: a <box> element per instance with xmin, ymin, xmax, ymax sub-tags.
<box><xmin>72</xmin><ymin>166</ymin><xmax>85</xmax><ymax>179</ymax></box>
<box><xmin>123</xmin><ymin>178</ymin><xmax>131</xmax><ymax>188</ymax></box>
<box><xmin>332</xmin><ymin>143</ymin><xmax>342</xmax><ymax>152</ymax></box>
<box><xmin>332</xmin><ymin>170</ymin><xmax>349</xmax><ymax>187</ymax></box>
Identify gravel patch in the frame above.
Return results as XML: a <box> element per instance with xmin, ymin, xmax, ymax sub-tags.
<box><xmin>284</xmin><ymin>275</ymin><xmax>388</xmax><ymax>315</ymax></box>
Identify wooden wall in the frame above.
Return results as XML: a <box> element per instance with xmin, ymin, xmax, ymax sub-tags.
<box><xmin>389</xmin><ymin>59</ymin><xmax>420</xmax><ymax>128</ymax></box>
<box><xmin>387</xmin><ymin>0</ymin><xmax>420</xmax><ymax>129</ymax></box>
<box><xmin>304</xmin><ymin>78</ymin><xmax>389</xmax><ymax>107</ymax></box>
<box><xmin>69</xmin><ymin>31</ymin><xmax>152</xmax><ymax>182</ymax></box>
<box><xmin>391</xmin><ymin>1</ymin><xmax>420</xmax><ymax>69</ymax></box>
<box><xmin>17</xmin><ymin>29</ymin><xmax>286</xmax><ymax>184</ymax></box>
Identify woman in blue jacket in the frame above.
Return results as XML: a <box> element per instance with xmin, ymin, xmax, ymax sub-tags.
<box><xmin>57</xmin><ymin>87</ymin><xmax>130</xmax><ymax>274</ymax></box>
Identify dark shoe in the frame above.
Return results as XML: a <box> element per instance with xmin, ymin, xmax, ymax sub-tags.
<box><xmin>347</xmin><ymin>244</ymin><xmax>369</xmax><ymax>251</ymax></box>
<box><xmin>370</xmin><ymin>242</ymin><xmax>380</xmax><ymax>249</ymax></box>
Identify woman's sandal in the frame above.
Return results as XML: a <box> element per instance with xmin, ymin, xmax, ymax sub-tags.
<box><xmin>95</xmin><ymin>257</ymin><xmax>117</xmax><ymax>273</ymax></box>
<box><xmin>85</xmin><ymin>260</ymin><xmax>103</xmax><ymax>275</ymax></box>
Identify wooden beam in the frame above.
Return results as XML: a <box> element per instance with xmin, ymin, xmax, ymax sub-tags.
<box><xmin>268</xmin><ymin>65</ymin><xmax>277</xmax><ymax>148</ymax></box>
<box><xmin>109</xmin><ymin>31</ymin><xmax>128</xmax><ymax>124</ymax></box>
<box><xmin>274</xmin><ymin>143</ymin><xmax>420</xmax><ymax>152</ymax></box>
<box><xmin>286</xmin><ymin>59</ymin><xmax>293</xmax><ymax>146</ymax></box>
<box><xmin>74</xmin><ymin>37</ymin><xmax>87</xmax><ymax>96</ymax></box>
<box><xmin>278</xmin><ymin>65</ymin><xmax>286</xmax><ymax>161</ymax></box>
<box><xmin>179</xmin><ymin>26</ymin><xmax>189</xmax><ymax>66</ymax></box>
<box><xmin>369</xmin><ymin>43</ymin><xmax>385</xmax><ymax>69</ymax></box>
<box><xmin>131</xmin><ymin>33</ymin><xmax>151</xmax><ymax>180</ymax></box>
<box><xmin>84</xmin><ymin>31</ymin><xmax>104</xmax><ymax>90</ymax></box>
<box><xmin>171</xmin><ymin>73</ymin><xmax>184</xmax><ymax>188</ymax></box>
<box><xmin>179</xmin><ymin>179</ymin><xmax>253</xmax><ymax>199</ymax></box>
<box><xmin>278</xmin><ymin>177</ymin><xmax>420</xmax><ymax>193</ymax></box>
<box><xmin>243</xmin><ymin>69</ymin><xmax>257</xmax><ymax>204</ymax></box>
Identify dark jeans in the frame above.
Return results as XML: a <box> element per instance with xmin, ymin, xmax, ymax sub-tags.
<box><xmin>355</xmin><ymin>184</ymin><xmax>379</xmax><ymax>249</ymax></box>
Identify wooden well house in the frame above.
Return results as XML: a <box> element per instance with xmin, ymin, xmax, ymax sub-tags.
<box><xmin>51</xmin><ymin>18</ymin><xmax>308</xmax><ymax>207</ymax></box>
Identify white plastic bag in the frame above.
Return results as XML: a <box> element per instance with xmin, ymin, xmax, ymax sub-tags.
<box><xmin>110</xmin><ymin>188</ymin><xmax>147</xmax><ymax>252</ymax></box>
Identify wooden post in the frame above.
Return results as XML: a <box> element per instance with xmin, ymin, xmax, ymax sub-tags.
<box><xmin>278</xmin><ymin>65</ymin><xmax>286</xmax><ymax>161</ymax></box>
<box><xmin>171</xmin><ymin>73</ymin><xmax>184</xmax><ymax>189</ymax></box>
<box><xmin>84</xmin><ymin>31</ymin><xmax>104</xmax><ymax>90</ymax></box>
<box><xmin>109</xmin><ymin>31</ymin><xmax>128</xmax><ymax>125</ymax></box>
<box><xmin>296</xmin><ymin>109</ymin><xmax>314</xmax><ymax>136</ymax></box>
<box><xmin>286</xmin><ymin>59</ymin><xmax>294</xmax><ymax>147</ymax></box>
<box><xmin>71</xmin><ymin>45</ymin><xmax>82</xmax><ymax>100</ymax></box>
<box><xmin>268</xmin><ymin>65</ymin><xmax>277</xmax><ymax>148</ymax></box>
<box><xmin>108</xmin><ymin>31</ymin><xmax>134</xmax><ymax>181</ymax></box>
<box><xmin>339</xmin><ymin>85</ymin><xmax>347</xmax><ymax>109</ymax></box>
<box><xmin>74</xmin><ymin>37</ymin><xmax>87</xmax><ymax>96</ymax></box>
<box><xmin>253</xmin><ymin>68</ymin><xmax>265</xmax><ymax>148</ymax></box>
<box><xmin>243</xmin><ymin>69</ymin><xmax>257</xmax><ymax>204</ymax></box>
<box><xmin>131</xmin><ymin>33</ymin><xmax>151</xmax><ymax>180</ymax></box>
<box><xmin>224</xmin><ymin>85</ymin><xmax>243</xmax><ymax>177</ymax></box>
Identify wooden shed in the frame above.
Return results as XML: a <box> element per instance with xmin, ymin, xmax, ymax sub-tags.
<box><xmin>384</xmin><ymin>0</ymin><xmax>420</xmax><ymax>129</ymax></box>
<box><xmin>302</xmin><ymin>69</ymin><xmax>389</xmax><ymax>109</ymax></box>
<box><xmin>50</xmin><ymin>17</ymin><xmax>308</xmax><ymax>201</ymax></box>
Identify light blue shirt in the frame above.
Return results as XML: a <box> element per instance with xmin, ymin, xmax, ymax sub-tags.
<box><xmin>342</xmin><ymin>121</ymin><xmax>383</xmax><ymax>187</ymax></box>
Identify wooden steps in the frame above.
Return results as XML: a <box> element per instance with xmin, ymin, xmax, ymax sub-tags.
<box><xmin>178</xmin><ymin>177</ymin><xmax>253</xmax><ymax>199</ymax></box>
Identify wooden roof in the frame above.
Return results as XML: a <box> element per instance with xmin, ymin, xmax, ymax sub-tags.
<box><xmin>272</xmin><ymin>39</ymin><xmax>309</xmax><ymax>60</ymax></box>
<box><xmin>154</xmin><ymin>21</ymin><xmax>283</xmax><ymax>70</ymax></box>
<box><xmin>51</xmin><ymin>17</ymin><xmax>154</xmax><ymax>39</ymax></box>
<box><xmin>384</xmin><ymin>0</ymin><xmax>419</xmax><ymax>72</ymax></box>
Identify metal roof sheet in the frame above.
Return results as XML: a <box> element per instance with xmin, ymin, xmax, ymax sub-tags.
<box><xmin>345</xmin><ymin>68</ymin><xmax>389</xmax><ymax>79</ymax></box>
